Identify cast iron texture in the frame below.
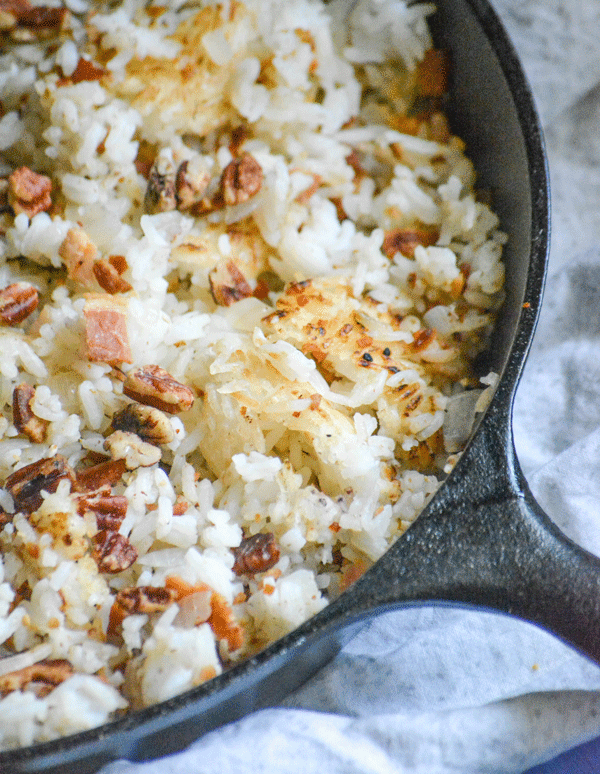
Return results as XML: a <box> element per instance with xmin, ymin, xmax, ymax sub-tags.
<box><xmin>0</xmin><ymin>0</ymin><xmax>580</xmax><ymax>772</ymax></box>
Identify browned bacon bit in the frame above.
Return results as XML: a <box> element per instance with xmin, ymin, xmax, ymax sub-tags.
<box><xmin>123</xmin><ymin>365</ymin><xmax>194</xmax><ymax>414</ymax></box>
<box><xmin>382</xmin><ymin>227</ymin><xmax>440</xmax><ymax>260</ymax></box>
<box><xmin>144</xmin><ymin>163</ymin><xmax>176</xmax><ymax>214</ymax></box>
<box><xmin>93</xmin><ymin>530</ymin><xmax>138</xmax><ymax>574</ymax></box>
<box><xmin>64</xmin><ymin>57</ymin><xmax>106</xmax><ymax>85</ymax></box>
<box><xmin>7</xmin><ymin>167</ymin><xmax>52</xmax><ymax>217</ymax></box>
<box><xmin>220</xmin><ymin>153</ymin><xmax>263</xmax><ymax>206</ymax></box>
<box><xmin>5</xmin><ymin>455</ymin><xmax>76</xmax><ymax>513</ymax></box>
<box><xmin>0</xmin><ymin>659</ymin><xmax>74</xmax><ymax>698</ymax></box>
<box><xmin>75</xmin><ymin>458</ymin><xmax>127</xmax><ymax>493</ymax></box>
<box><xmin>232</xmin><ymin>532</ymin><xmax>280</xmax><ymax>576</ymax></box>
<box><xmin>93</xmin><ymin>259</ymin><xmax>132</xmax><ymax>295</ymax></box>
<box><xmin>107</xmin><ymin>585</ymin><xmax>177</xmax><ymax>637</ymax></box>
<box><xmin>83</xmin><ymin>294</ymin><xmax>132</xmax><ymax>365</ymax></box>
<box><xmin>164</xmin><ymin>576</ymin><xmax>245</xmax><ymax>650</ymax></box>
<box><xmin>209</xmin><ymin>591</ymin><xmax>245</xmax><ymax>651</ymax></box>
<box><xmin>111</xmin><ymin>402</ymin><xmax>174</xmax><ymax>446</ymax></box>
<box><xmin>12</xmin><ymin>383</ymin><xmax>48</xmax><ymax>443</ymax></box>
<box><xmin>0</xmin><ymin>283</ymin><xmax>38</xmax><ymax>325</ymax></box>
<box><xmin>209</xmin><ymin>259</ymin><xmax>253</xmax><ymax>307</ymax></box>
<box><xmin>59</xmin><ymin>227</ymin><xmax>98</xmax><ymax>286</ymax></box>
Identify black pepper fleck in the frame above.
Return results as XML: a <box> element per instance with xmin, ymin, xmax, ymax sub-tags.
<box><xmin>362</xmin><ymin>352</ymin><xmax>373</xmax><ymax>362</ymax></box>
<box><xmin>383</xmin><ymin>348</ymin><xmax>391</xmax><ymax>357</ymax></box>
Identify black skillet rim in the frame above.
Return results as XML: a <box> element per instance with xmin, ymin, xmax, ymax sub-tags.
<box><xmin>0</xmin><ymin>0</ymin><xmax>550</xmax><ymax>768</ymax></box>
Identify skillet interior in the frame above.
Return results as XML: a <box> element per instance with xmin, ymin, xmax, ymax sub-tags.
<box><xmin>0</xmin><ymin>0</ymin><xmax>551</xmax><ymax>771</ymax></box>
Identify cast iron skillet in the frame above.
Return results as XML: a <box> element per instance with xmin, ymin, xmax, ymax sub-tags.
<box><xmin>4</xmin><ymin>0</ymin><xmax>598</xmax><ymax>771</ymax></box>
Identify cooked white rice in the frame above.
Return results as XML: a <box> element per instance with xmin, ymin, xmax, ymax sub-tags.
<box><xmin>0</xmin><ymin>0</ymin><xmax>504</xmax><ymax>748</ymax></box>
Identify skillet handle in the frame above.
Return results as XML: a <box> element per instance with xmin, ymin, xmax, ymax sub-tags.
<box><xmin>335</xmin><ymin>407</ymin><xmax>600</xmax><ymax>665</ymax></box>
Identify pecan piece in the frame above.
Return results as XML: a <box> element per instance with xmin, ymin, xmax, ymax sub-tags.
<box><xmin>123</xmin><ymin>365</ymin><xmax>194</xmax><ymax>414</ymax></box>
<box><xmin>76</xmin><ymin>493</ymin><xmax>128</xmax><ymax>531</ymax></box>
<box><xmin>7</xmin><ymin>167</ymin><xmax>52</xmax><ymax>217</ymax></box>
<box><xmin>83</xmin><ymin>294</ymin><xmax>132</xmax><ymax>365</ymax></box>
<box><xmin>93</xmin><ymin>259</ymin><xmax>132</xmax><ymax>295</ymax></box>
<box><xmin>108</xmin><ymin>254</ymin><xmax>128</xmax><ymax>275</ymax></box>
<box><xmin>104</xmin><ymin>430</ymin><xmax>162</xmax><ymax>469</ymax></box>
<box><xmin>232</xmin><ymin>532</ymin><xmax>280</xmax><ymax>576</ymax></box>
<box><xmin>175</xmin><ymin>159</ymin><xmax>210</xmax><ymax>211</ymax></box>
<box><xmin>220</xmin><ymin>153</ymin><xmax>263</xmax><ymax>206</ymax></box>
<box><xmin>107</xmin><ymin>585</ymin><xmax>176</xmax><ymax>637</ymax></box>
<box><xmin>0</xmin><ymin>283</ymin><xmax>38</xmax><ymax>325</ymax></box>
<box><xmin>75</xmin><ymin>458</ymin><xmax>127</xmax><ymax>492</ymax></box>
<box><xmin>209</xmin><ymin>259</ymin><xmax>252</xmax><ymax>307</ymax></box>
<box><xmin>5</xmin><ymin>455</ymin><xmax>75</xmax><ymax>513</ymax></box>
<box><xmin>111</xmin><ymin>403</ymin><xmax>174</xmax><ymax>446</ymax></box>
<box><xmin>12</xmin><ymin>383</ymin><xmax>48</xmax><ymax>443</ymax></box>
<box><xmin>0</xmin><ymin>659</ymin><xmax>73</xmax><ymax>698</ymax></box>
<box><xmin>144</xmin><ymin>161</ymin><xmax>176</xmax><ymax>214</ymax></box>
<box><xmin>93</xmin><ymin>530</ymin><xmax>138</xmax><ymax>573</ymax></box>
<box><xmin>0</xmin><ymin>510</ymin><xmax>13</xmax><ymax>529</ymax></box>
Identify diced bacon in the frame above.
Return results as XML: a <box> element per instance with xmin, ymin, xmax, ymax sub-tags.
<box><xmin>59</xmin><ymin>228</ymin><xmax>98</xmax><ymax>286</ymax></box>
<box><xmin>83</xmin><ymin>294</ymin><xmax>132</xmax><ymax>365</ymax></box>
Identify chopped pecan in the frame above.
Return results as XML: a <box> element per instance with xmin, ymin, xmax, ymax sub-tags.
<box><xmin>5</xmin><ymin>455</ymin><xmax>75</xmax><ymax>513</ymax></box>
<box><xmin>75</xmin><ymin>458</ymin><xmax>127</xmax><ymax>492</ymax></box>
<box><xmin>108</xmin><ymin>585</ymin><xmax>176</xmax><ymax>636</ymax></box>
<box><xmin>59</xmin><ymin>228</ymin><xmax>98</xmax><ymax>286</ymax></box>
<box><xmin>232</xmin><ymin>532</ymin><xmax>280</xmax><ymax>576</ymax></box>
<box><xmin>111</xmin><ymin>403</ymin><xmax>174</xmax><ymax>446</ymax></box>
<box><xmin>108</xmin><ymin>254</ymin><xmax>128</xmax><ymax>275</ymax></box>
<box><xmin>209</xmin><ymin>259</ymin><xmax>252</xmax><ymax>307</ymax></box>
<box><xmin>116</xmin><ymin>585</ymin><xmax>176</xmax><ymax>615</ymax></box>
<box><xmin>7</xmin><ymin>167</ymin><xmax>52</xmax><ymax>217</ymax></box>
<box><xmin>144</xmin><ymin>161</ymin><xmax>176</xmax><ymax>214</ymax></box>
<box><xmin>83</xmin><ymin>294</ymin><xmax>132</xmax><ymax>365</ymax></box>
<box><xmin>123</xmin><ymin>365</ymin><xmax>194</xmax><ymax>414</ymax></box>
<box><xmin>76</xmin><ymin>493</ymin><xmax>128</xmax><ymax>531</ymax></box>
<box><xmin>104</xmin><ymin>430</ymin><xmax>162</xmax><ymax>469</ymax></box>
<box><xmin>175</xmin><ymin>159</ymin><xmax>210</xmax><ymax>211</ymax></box>
<box><xmin>0</xmin><ymin>510</ymin><xmax>13</xmax><ymax>529</ymax></box>
<box><xmin>220</xmin><ymin>153</ymin><xmax>263</xmax><ymax>206</ymax></box>
<box><xmin>382</xmin><ymin>227</ymin><xmax>440</xmax><ymax>259</ymax></box>
<box><xmin>0</xmin><ymin>283</ymin><xmax>39</xmax><ymax>325</ymax></box>
<box><xmin>93</xmin><ymin>259</ymin><xmax>132</xmax><ymax>294</ymax></box>
<box><xmin>0</xmin><ymin>659</ymin><xmax>73</xmax><ymax>698</ymax></box>
<box><xmin>12</xmin><ymin>383</ymin><xmax>48</xmax><ymax>443</ymax></box>
<box><xmin>93</xmin><ymin>530</ymin><xmax>138</xmax><ymax>573</ymax></box>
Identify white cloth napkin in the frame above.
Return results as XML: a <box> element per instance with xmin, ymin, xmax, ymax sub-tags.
<box><xmin>101</xmin><ymin>1</ymin><xmax>600</xmax><ymax>770</ymax></box>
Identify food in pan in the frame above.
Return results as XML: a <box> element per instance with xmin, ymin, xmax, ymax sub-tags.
<box><xmin>0</xmin><ymin>0</ymin><xmax>504</xmax><ymax>747</ymax></box>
